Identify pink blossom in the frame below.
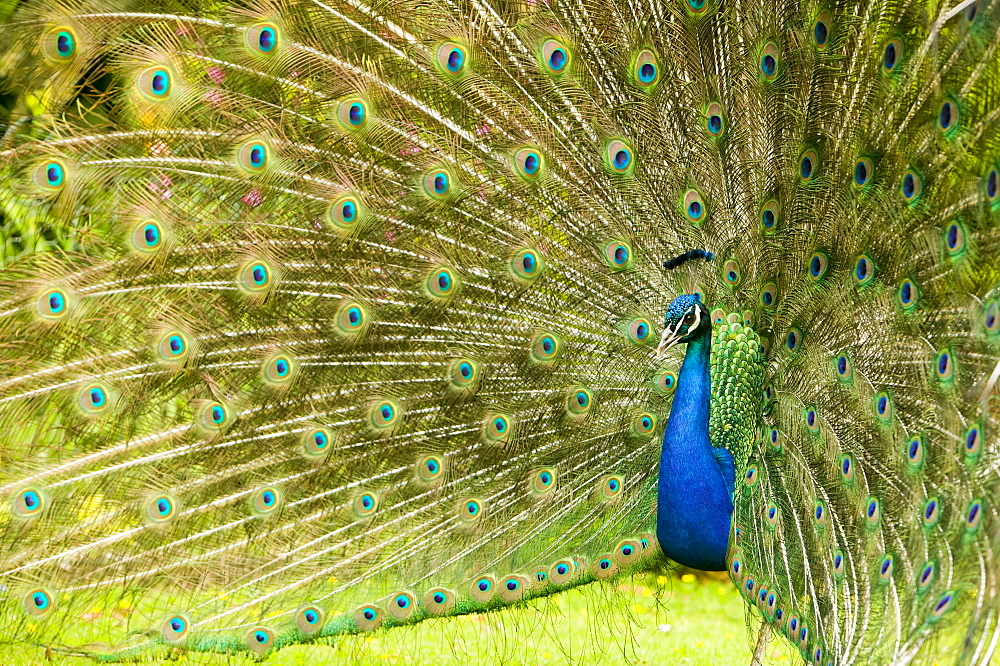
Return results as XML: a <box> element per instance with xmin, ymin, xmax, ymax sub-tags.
<box><xmin>206</xmin><ymin>66</ymin><xmax>225</xmax><ymax>84</ymax></box>
<box><xmin>242</xmin><ymin>189</ymin><xmax>263</xmax><ymax>207</ymax></box>
<box><xmin>149</xmin><ymin>174</ymin><xmax>173</xmax><ymax>200</ymax></box>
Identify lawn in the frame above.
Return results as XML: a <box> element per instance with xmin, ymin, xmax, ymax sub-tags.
<box><xmin>0</xmin><ymin>569</ymin><xmax>798</xmax><ymax>665</ymax></box>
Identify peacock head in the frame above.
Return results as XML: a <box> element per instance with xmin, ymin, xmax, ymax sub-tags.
<box><xmin>657</xmin><ymin>294</ymin><xmax>710</xmax><ymax>356</ymax></box>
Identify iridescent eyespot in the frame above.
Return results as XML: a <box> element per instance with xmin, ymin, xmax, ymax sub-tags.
<box><xmin>804</xmin><ymin>407</ymin><xmax>819</xmax><ymax>433</ymax></box>
<box><xmin>944</xmin><ymin>221</ymin><xmax>966</xmax><ymax>256</ymax></box>
<box><xmin>388</xmin><ymin>591</ymin><xmax>416</xmax><ymax>620</ymax></box>
<box><xmin>966</xmin><ymin>500</ymin><xmax>983</xmax><ymax>532</ymax></box>
<box><xmin>840</xmin><ymin>454</ymin><xmax>854</xmax><ymax>482</ymax></box>
<box><xmin>987</xmin><ymin>168</ymin><xmax>999</xmax><ymax>204</ymax></box>
<box><xmin>832</xmin><ymin>550</ymin><xmax>845</xmax><ymax>579</ymax></box>
<box><xmin>510</xmin><ymin>248</ymin><xmax>544</xmax><ymax>281</ymax></box>
<box><xmin>854</xmin><ymin>255</ymin><xmax>875</xmax><ymax>285</ymax></box>
<box><xmin>935</xmin><ymin>349</ymin><xmax>954</xmax><ymax>382</ymax></box>
<box><xmin>605</xmin><ymin>140</ymin><xmax>634</xmax><ymax>174</ymax></box>
<box><xmin>599</xmin><ymin>475</ymin><xmax>623</xmax><ymax>499</ymax></box>
<box><xmin>197</xmin><ymin>402</ymin><xmax>229</xmax><ymax>431</ymax></box>
<box><xmin>327</xmin><ymin>194</ymin><xmax>364</xmax><ymax>231</ymax></box>
<box><xmin>917</xmin><ymin>561</ymin><xmax>936</xmax><ymax>593</ymax></box>
<box><xmin>354</xmin><ymin>604</ymin><xmax>383</xmax><ymax>631</ymax></box>
<box><xmin>883</xmin><ymin>39</ymin><xmax>902</xmax><ymax>73</ymax></box>
<box><xmin>785</xmin><ymin>327</ymin><xmax>802</xmax><ymax>352</ymax></box>
<box><xmin>353</xmin><ymin>491</ymin><xmax>379</xmax><ymax>517</ymax></box>
<box><xmin>500</xmin><ymin>575</ymin><xmax>528</xmax><ymax>601</ymax></box>
<box><xmin>592</xmin><ymin>555</ymin><xmax>618</xmax><ymax>579</ymax></box>
<box><xmin>303</xmin><ymin>427</ymin><xmax>334</xmax><ymax>456</ymax></box>
<box><xmin>147</xmin><ymin>495</ymin><xmax>178</xmax><ymax>523</ymax></box>
<box><xmin>901</xmin><ymin>170</ymin><xmax>922</xmax><ymax>202</ymax></box>
<box><xmin>834</xmin><ymin>353</ymin><xmax>852</xmax><ymax>381</ymax></box>
<box><xmin>14</xmin><ymin>487</ymin><xmax>45</xmax><ymax>518</ymax></box>
<box><xmin>865</xmin><ymin>497</ymin><xmax>880</xmax><ymax>525</ymax></box>
<box><xmin>239</xmin><ymin>260</ymin><xmax>273</xmax><ymax>293</ymax></box>
<box><xmin>262</xmin><ymin>354</ymin><xmax>295</xmax><ymax>386</ymax></box>
<box><xmin>654</xmin><ymin>371</ymin><xmax>677</xmax><ymax>393</ymax></box>
<box><xmin>768</xmin><ymin>428</ymin><xmax>781</xmax><ymax>451</ymax></box>
<box><xmin>566</xmin><ymin>387</ymin><xmax>592</xmax><ymax>415</ymax></box>
<box><xmin>627</xmin><ymin>318</ymin><xmax>651</xmax><ymax>343</ymax></box>
<box><xmin>807</xmin><ymin>252</ymin><xmax>829</xmax><ymax>280</ymax></box>
<box><xmin>921</xmin><ymin>497</ymin><xmax>939</xmax><ymax>528</ymax></box>
<box><xmin>743</xmin><ymin>467</ymin><xmax>759</xmax><ymax>487</ymax></box>
<box><xmin>985</xmin><ymin>301</ymin><xmax>999</xmax><ymax>335</ymax></box>
<box><xmin>336</xmin><ymin>300</ymin><xmax>369</xmax><ymax>336</ymax></box>
<box><xmin>873</xmin><ymin>391</ymin><xmax>892</xmax><ymax>423</ymax></box>
<box><xmin>485</xmin><ymin>413</ymin><xmax>512</xmax><ymax>442</ymax></box>
<box><xmin>897</xmin><ymin>279</ymin><xmax>919</xmax><ymax>309</ymax></box>
<box><xmin>41</xmin><ymin>26</ymin><xmax>78</xmax><ymax>62</ymax></box>
<box><xmin>296</xmin><ymin>606</ymin><xmax>325</xmax><ymax>634</ymax></box>
<box><xmin>128</xmin><ymin>218</ymin><xmax>165</xmax><ymax>254</ymax></box>
<box><xmin>786</xmin><ymin>615</ymin><xmax>800</xmax><ymax>640</ymax></box>
<box><xmin>876</xmin><ymin>554</ymin><xmax>894</xmax><ymax>583</ymax></box>
<box><xmin>938</xmin><ymin>98</ymin><xmax>959</xmax><ymax>133</ymax></box>
<box><xmin>162</xmin><ymin>614</ymin><xmax>190</xmax><ymax>642</ymax></box>
<box><xmin>461</xmin><ymin>498</ymin><xmax>484</xmax><ymax>522</ymax></box>
<box><xmin>682</xmin><ymin>188</ymin><xmax>707</xmax><ymax>223</ymax></box>
<box><xmin>633</xmin><ymin>413</ymin><xmax>656</xmax><ymax>436</ymax></box>
<box><xmin>614</xmin><ymin>540</ymin><xmax>642</xmax><ymax>566</ymax></box>
<box><xmin>245</xmin><ymin>23</ymin><xmax>279</xmax><ymax>55</ymax></box>
<box><xmin>722</xmin><ymin>259</ymin><xmax>740</xmax><ymax>287</ymax></box>
<box><xmin>78</xmin><ymin>382</ymin><xmax>111</xmax><ymax>415</ymax></box>
<box><xmin>514</xmin><ymin>147</ymin><xmax>543</xmax><ymax>179</ymax></box>
<box><xmin>426</xmin><ymin>266</ymin><xmax>457</xmax><ymax>298</ymax></box>
<box><xmin>705</xmin><ymin>102</ymin><xmax>725</xmax><ymax>136</ymax></box>
<box><xmin>854</xmin><ymin>157</ymin><xmax>874</xmax><ymax>188</ymax></box>
<box><xmin>437</xmin><ymin>43</ymin><xmax>467</xmax><ymax>75</ymax></box>
<box><xmin>137</xmin><ymin>65</ymin><xmax>173</xmax><ymax>101</ymax></box>
<box><xmin>906</xmin><ymin>435</ymin><xmax>925</xmax><ymax>470</ymax></box>
<box><xmin>964</xmin><ymin>424</ymin><xmax>982</xmax><ymax>461</ymax></box>
<box><xmin>549</xmin><ymin>558</ymin><xmax>576</xmax><ymax>585</ymax></box>
<box><xmin>604</xmin><ymin>241</ymin><xmax>632</xmax><ymax>269</ymax></box>
<box><xmin>371</xmin><ymin>400</ymin><xmax>400</xmax><ymax>429</ymax></box>
<box><xmin>530</xmin><ymin>468</ymin><xmax>557</xmax><ymax>494</ymax></box>
<box><xmin>419</xmin><ymin>588</ymin><xmax>453</xmax><ymax>615</ymax></box>
<box><xmin>236</xmin><ymin>141</ymin><xmax>269</xmax><ymax>171</ymax></box>
<box><xmin>814</xmin><ymin>501</ymin><xmax>827</xmax><ymax>526</ymax></box>
<box><xmin>930</xmin><ymin>591</ymin><xmax>955</xmax><ymax>620</ymax></box>
<box><xmin>813</xmin><ymin>12</ymin><xmax>831</xmax><ymax>48</ymax></box>
<box><xmin>541</xmin><ymin>39</ymin><xmax>570</xmax><ymax>74</ymax></box>
<box><xmin>634</xmin><ymin>49</ymin><xmax>660</xmax><ymax>88</ymax></box>
<box><xmin>760</xmin><ymin>199</ymin><xmax>780</xmax><ymax>230</ymax></box>
<box><xmin>530</xmin><ymin>332</ymin><xmax>562</xmax><ymax>363</ymax></box>
<box><xmin>338</xmin><ymin>98</ymin><xmax>368</xmax><ymax>129</ymax></box>
<box><xmin>471</xmin><ymin>575</ymin><xmax>496</xmax><ymax>602</ymax></box>
<box><xmin>32</xmin><ymin>159</ymin><xmax>68</xmax><ymax>193</ymax></box>
<box><xmin>760</xmin><ymin>42</ymin><xmax>779</xmax><ymax>79</ymax></box>
<box><xmin>418</xmin><ymin>455</ymin><xmax>444</xmax><ymax>482</ymax></box>
<box><xmin>23</xmin><ymin>588</ymin><xmax>55</xmax><ymax>616</ymax></box>
<box><xmin>252</xmin><ymin>487</ymin><xmax>282</xmax><ymax>514</ymax></box>
<box><xmin>686</xmin><ymin>0</ymin><xmax>709</xmax><ymax>14</ymax></box>
<box><xmin>765</xmin><ymin>504</ymin><xmax>780</xmax><ymax>528</ymax></box>
<box><xmin>728</xmin><ymin>550</ymin><xmax>743</xmax><ymax>580</ymax></box>
<box><xmin>760</xmin><ymin>283</ymin><xmax>777</xmax><ymax>308</ymax></box>
<box><xmin>448</xmin><ymin>358</ymin><xmax>479</xmax><ymax>389</ymax></box>
<box><xmin>423</xmin><ymin>168</ymin><xmax>453</xmax><ymax>198</ymax></box>
<box><xmin>244</xmin><ymin>627</ymin><xmax>274</xmax><ymax>654</ymax></box>
<box><xmin>799</xmin><ymin>150</ymin><xmax>818</xmax><ymax>182</ymax></box>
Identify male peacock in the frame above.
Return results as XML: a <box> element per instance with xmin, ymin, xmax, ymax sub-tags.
<box><xmin>0</xmin><ymin>0</ymin><xmax>998</xmax><ymax>663</ymax></box>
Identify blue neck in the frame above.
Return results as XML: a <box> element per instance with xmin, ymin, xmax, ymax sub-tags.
<box><xmin>655</xmin><ymin>328</ymin><xmax>733</xmax><ymax>571</ymax></box>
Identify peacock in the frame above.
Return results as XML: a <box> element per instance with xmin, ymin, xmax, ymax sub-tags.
<box><xmin>0</xmin><ymin>0</ymin><xmax>998</xmax><ymax>662</ymax></box>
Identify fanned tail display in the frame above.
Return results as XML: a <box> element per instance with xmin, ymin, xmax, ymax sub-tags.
<box><xmin>0</xmin><ymin>0</ymin><xmax>999</xmax><ymax>663</ymax></box>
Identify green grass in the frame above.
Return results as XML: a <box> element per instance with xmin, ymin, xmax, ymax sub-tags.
<box><xmin>0</xmin><ymin>570</ymin><xmax>798</xmax><ymax>665</ymax></box>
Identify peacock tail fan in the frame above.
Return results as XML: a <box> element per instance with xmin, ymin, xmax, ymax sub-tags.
<box><xmin>0</xmin><ymin>0</ymin><xmax>998</xmax><ymax>663</ymax></box>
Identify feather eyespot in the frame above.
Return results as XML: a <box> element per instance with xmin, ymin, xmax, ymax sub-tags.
<box><xmin>461</xmin><ymin>499</ymin><xmax>484</xmax><ymax>522</ymax></box>
<box><xmin>633</xmin><ymin>413</ymin><xmax>656</xmax><ymax>436</ymax></box>
<box><xmin>337</xmin><ymin>98</ymin><xmax>368</xmax><ymax>129</ymax></box>
<box><xmin>626</xmin><ymin>318</ymin><xmax>652</xmax><ymax>344</ymax></box>
<box><xmin>930</xmin><ymin>591</ymin><xmax>955</xmax><ymax>620</ymax></box>
<box><xmin>197</xmin><ymin>402</ymin><xmax>229</xmax><ymax>431</ymax></box>
<box><xmin>917</xmin><ymin>561</ymin><xmax>936</xmax><ymax>593</ymax></box>
<box><xmin>964</xmin><ymin>425</ymin><xmax>982</xmax><ymax>461</ymax></box>
<box><xmin>418</xmin><ymin>455</ymin><xmax>444</xmax><ymax>482</ymax></box>
<box><xmin>814</xmin><ymin>501</ymin><xmax>827</xmax><ymax>526</ymax></box>
<box><xmin>423</xmin><ymin>588</ymin><xmax>455</xmax><ymax>615</ymax></box>
<box><xmin>901</xmin><ymin>170</ymin><xmax>922</xmax><ymax>202</ymax></box>
<box><xmin>335</xmin><ymin>300</ymin><xmax>369</xmax><ymax>336</ymax></box>
<box><xmin>146</xmin><ymin>495</ymin><xmax>178</xmax><ymax>523</ymax></box>
<box><xmin>634</xmin><ymin>49</ymin><xmax>660</xmax><ymax>87</ymax></box>
<box><xmin>807</xmin><ymin>252</ymin><xmax>829</xmax><ymax>280</ymax></box>
<box><xmin>760</xmin><ymin>42</ymin><xmax>779</xmax><ymax>80</ymax></box>
<box><xmin>565</xmin><ymin>387</ymin><xmax>592</xmax><ymax>416</ymax></box>
<box><xmin>14</xmin><ymin>488</ymin><xmax>45</xmax><ymax>518</ymax></box>
<box><xmin>987</xmin><ymin>168</ymin><xmax>999</xmax><ymax>204</ymax></box>
<box><xmin>785</xmin><ymin>328</ymin><xmax>802</xmax><ymax>352</ymax></box>
<box><xmin>804</xmin><ymin>407</ymin><xmax>820</xmax><ymax>434</ymax></box>
<box><xmin>41</xmin><ymin>26</ymin><xmax>78</xmax><ymax>62</ymax></box>
<box><xmin>77</xmin><ymin>382</ymin><xmax>112</xmax><ymax>416</ymax></box>
<box><xmin>839</xmin><ymin>455</ymin><xmax>854</xmax><ymax>483</ymax></box>
<box><xmin>765</xmin><ymin>504</ymin><xmax>780</xmax><ymax>528</ymax></box>
<box><xmin>654</xmin><ymin>371</ymin><xmax>677</xmax><ymax>394</ymax></box>
<box><xmin>722</xmin><ymin>259</ymin><xmax>740</xmax><ymax>287</ymax></box>
<box><xmin>799</xmin><ymin>150</ymin><xmax>819</xmax><ymax>182</ymax></box>
<box><xmin>296</xmin><ymin>606</ymin><xmax>325</xmax><ymax>634</ymax></box>
<box><xmin>530</xmin><ymin>468</ymin><xmax>557</xmax><ymax>494</ymax></box>
<box><xmin>865</xmin><ymin>497</ymin><xmax>880</xmax><ymax>525</ymax></box>
<box><xmin>513</xmin><ymin>148</ymin><xmax>543</xmax><ymax>179</ymax></box>
<box><xmin>854</xmin><ymin>158</ymin><xmax>874</xmax><ymax>188</ymax></box>
<box><xmin>606</xmin><ymin>140</ymin><xmax>634</xmax><ymax>174</ymax></box>
<box><xmin>921</xmin><ymin>497</ymin><xmax>940</xmax><ymax>528</ymax></box>
<box><xmin>500</xmin><ymin>575</ymin><xmax>528</xmax><ymax>601</ymax></box>
<box><xmin>897</xmin><ymin>279</ymin><xmax>919</xmax><ymax>309</ymax></box>
<box><xmin>873</xmin><ymin>392</ymin><xmax>892</xmax><ymax>423</ymax></box>
<box><xmin>832</xmin><ymin>550</ymin><xmax>845</xmax><ymax>579</ymax></box>
<box><xmin>252</xmin><ymin>487</ymin><xmax>282</xmax><ymax>514</ymax></box>
<box><xmin>327</xmin><ymin>194</ymin><xmax>364</xmax><ymax>231</ymax></box>
<box><xmin>470</xmin><ymin>575</ymin><xmax>496</xmax><ymax>602</ymax></box>
<box><xmin>603</xmin><ymin>241</ymin><xmax>632</xmax><ymax>269</ymax></box>
<box><xmin>744</xmin><ymin>467</ymin><xmax>759</xmax><ymax>487</ymax></box>
<box><xmin>935</xmin><ymin>350</ymin><xmax>954</xmax><ymax>382</ymax></box>
<box><xmin>129</xmin><ymin>219</ymin><xmax>165</xmax><ymax>254</ymax></box>
<box><xmin>437</xmin><ymin>43</ymin><xmax>467</xmax><ymax>75</ymax></box>
<box><xmin>32</xmin><ymin>158</ymin><xmax>68</xmax><ymax>194</ymax></box>
<box><xmin>984</xmin><ymin>301</ymin><xmax>998</xmax><ymax>335</ymax></box>
<box><xmin>484</xmin><ymin>414</ymin><xmax>512</xmax><ymax>442</ymax></box>
<box><xmin>883</xmin><ymin>39</ymin><xmax>902</xmax><ymax>73</ymax></box>
<box><xmin>530</xmin><ymin>332</ymin><xmax>562</xmax><ymax>363</ymax></box>
<box><xmin>137</xmin><ymin>65</ymin><xmax>173</xmax><ymax>101</ymax></box>
<box><xmin>615</xmin><ymin>540</ymin><xmax>642</xmax><ymax>566</ymax></box>
<box><xmin>906</xmin><ymin>435</ymin><xmax>925</xmax><ymax>470</ymax></box>
<box><xmin>23</xmin><ymin>588</ymin><xmax>55</xmax><ymax>617</ymax></box>
<box><xmin>388</xmin><ymin>591</ymin><xmax>416</xmax><ymax>620</ymax></box>
<box><xmin>238</xmin><ymin>260</ymin><xmax>273</xmax><ymax>293</ymax></box>
<box><xmin>705</xmin><ymin>102</ymin><xmax>725</xmax><ymax>136</ymax></box>
<box><xmin>510</xmin><ymin>248</ymin><xmax>544</xmax><ymax>281</ymax></box>
<box><xmin>423</xmin><ymin>168</ymin><xmax>453</xmax><ymax>198</ymax></box>
<box><xmin>541</xmin><ymin>39</ymin><xmax>570</xmax><ymax>74</ymax></box>
<box><xmin>682</xmin><ymin>189</ymin><xmax>707</xmax><ymax>223</ymax></box>
<box><xmin>768</xmin><ymin>428</ymin><xmax>781</xmax><ymax>451</ymax></box>
<box><xmin>426</xmin><ymin>266</ymin><xmax>458</xmax><ymax>298</ymax></box>
<box><xmin>371</xmin><ymin>400</ymin><xmax>400</xmax><ymax>429</ymax></box>
<box><xmin>592</xmin><ymin>555</ymin><xmax>619</xmax><ymax>579</ymax></box>
<box><xmin>938</xmin><ymin>98</ymin><xmax>959</xmax><ymax>133</ymax></box>
<box><xmin>162</xmin><ymin>614</ymin><xmax>190</xmax><ymax>642</ymax></box>
<box><xmin>966</xmin><ymin>500</ymin><xmax>983</xmax><ymax>532</ymax></box>
<box><xmin>854</xmin><ymin>255</ymin><xmax>876</xmax><ymax>285</ymax></box>
<box><xmin>353</xmin><ymin>492</ymin><xmax>379</xmax><ymax>517</ymax></box>
<box><xmin>245</xmin><ymin>23</ymin><xmax>279</xmax><ymax>55</ymax></box>
<box><xmin>354</xmin><ymin>604</ymin><xmax>383</xmax><ymax>631</ymax></box>
<box><xmin>834</xmin><ymin>353</ymin><xmax>853</xmax><ymax>381</ymax></box>
<box><xmin>303</xmin><ymin>427</ymin><xmax>333</xmax><ymax>456</ymax></box>
<box><xmin>448</xmin><ymin>358</ymin><xmax>479</xmax><ymax>389</ymax></box>
<box><xmin>760</xmin><ymin>199</ymin><xmax>780</xmax><ymax>231</ymax></box>
<box><xmin>599</xmin><ymin>475</ymin><xmax>624</xmax><ymax>500</ymax></box>
<box><xmin>944</xmin><ymin>221</ymin><xmax>967</xmax><ymax>256</ymax></box>
<box><xmin>262</xmin><ymin>354</ymin><xmax>296</xmax><ymax>386</ymax></box>
<box><xmin>760</xmin><ymin>283</ymin><xmax>777</xmax><ymax>308</ymax></box>
<box><xmin>686</xmin><ymin>0</ymin><xmax>709</xmax><ymax>13</ymax></box>
<box><xmin>813</xmin><ymin>12</ymin><xmax>831</xmax><ymax>48</ymax></box>
<box><xmin>550</xmin><ymin>558</ymin><xmax>576</xmax><ymax>585</ymax></box>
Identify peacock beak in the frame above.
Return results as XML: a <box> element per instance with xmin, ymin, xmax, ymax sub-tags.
<box><xmin>656</xmin><ymin>329</ymin><xmax>682</xmax><ymax>358</ymax></box>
